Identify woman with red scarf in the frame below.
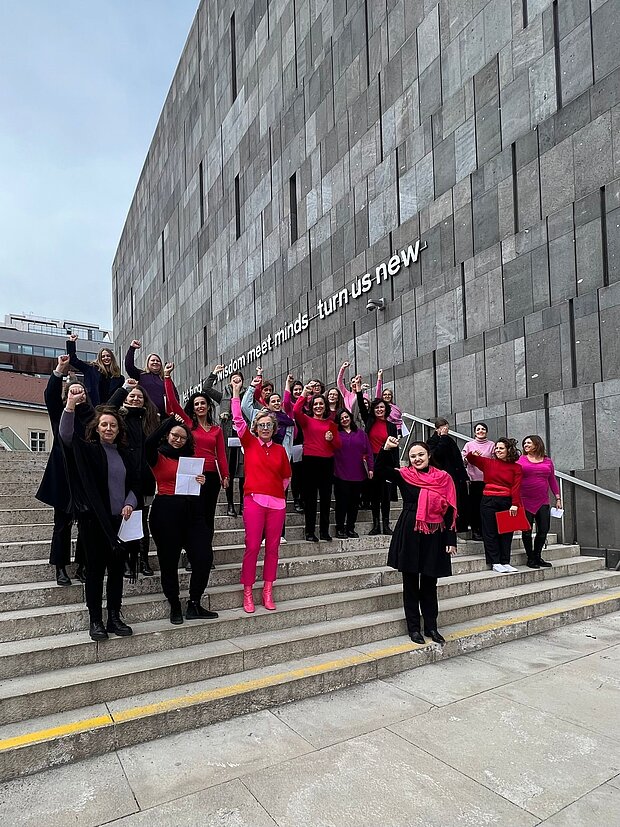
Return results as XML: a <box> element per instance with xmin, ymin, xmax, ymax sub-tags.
<box><xmin>377</xmin><ymin>438</ymin><xmax>458</xmax><ymax>645</ymax></box>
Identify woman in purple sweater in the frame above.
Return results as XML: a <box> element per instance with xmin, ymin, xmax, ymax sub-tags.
<box><xmin>124</xmin><ymin>339</ymin><xmax>179</xmax><ymax>416</ymax></box>
<box><xmin>333</xmin><ymin>409</ymin><xmax>374</xmax><ymax>538</ymax></box>
<box><xmin>517</xmin><ymin>435</ymin><xmax>561</xmax><ymax>569</ymax></box>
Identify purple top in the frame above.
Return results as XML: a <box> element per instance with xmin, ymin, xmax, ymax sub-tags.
<box><xmin>334</xmin><ymin>429</ymin><xmax>374</xmax><ymax>482</ymax></box>
<box><xmin>517</xmin><ymin>455</ymin><xmax>561</xmax><ymax>513</ymax></box>
<box><xmin>124</xmin><ymin>346</ymin><xmax>179</xmax><ymax>415</ymax></box>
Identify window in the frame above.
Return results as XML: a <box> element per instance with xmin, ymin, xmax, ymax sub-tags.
<box><xmin>30</xmin><ymin>431</ymin><xmax>46</xmax><ymax>452</ymax></box>
<box><xmin>230</xmin><ymin>13</ymin><xmax>238</xmax><ymax>101</ymax></box>
<box><xmin>289</xmin><ymin>172</ymin><xmax>298</xmax><ymax>244</ymax></box>
<box><xmin>234</xmin><ymin>174</ymin><xmax>241</xmax><ymax>239</ymax></box>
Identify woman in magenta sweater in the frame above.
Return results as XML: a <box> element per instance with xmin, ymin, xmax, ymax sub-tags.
<box><xmin>333</xmin><ymin>409</ymin><xmax>374</xmax><ymax>538</ymax></box>
<box><xmin>518</xmin><ymin>435</ymin><xmax>561</xmax><ymax>569</ymax></box>
<box><xmin>294</xmin><ymin>387</ymin><xmax>341</xmax><ymax>542</ymax></box>
<box><xmin>230</xmin><ymin>375</ymin><xmax>291</xmax><ymax>613</ymax></box>
<box><xmin>466</xmin><ymin>439</ymin><xmax>523</xmax><ymax>574</ymax></box>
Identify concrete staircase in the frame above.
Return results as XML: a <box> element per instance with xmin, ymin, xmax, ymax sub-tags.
<box><xmin>1</xmin><ymin>451</ymin><xmax>619</xmax><ymax>782</ymax></box>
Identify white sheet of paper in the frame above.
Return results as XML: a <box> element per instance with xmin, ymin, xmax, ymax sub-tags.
<box><xmin>117</xmin><ymin>509</ymin><xmax>144</xmax><ymax>542</ymax></box>
<box><xmin>228</xmin><ymin>437</ymin><xmax>241</xmax><ymax>447</ymax></box>
<box><xmin>175</xmin><ymin>457</ymin><xmax>204</xmax><ymax>496</ymax></box>
<box><xmin>550</xmin><ymin>507</ymin><xmax>564</xmax><ymax>518</ymax></box>
<box><xmin>291</xmin><ymin>444</ymin><xmax>303</xmax><ymax>463</ymax></box>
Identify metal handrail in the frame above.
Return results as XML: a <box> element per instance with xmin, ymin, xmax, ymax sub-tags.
<box><xmin>400</xmin><ymin>411</ymin><xmax>620</xmax><ymax>545</ymax></box>
<box><xmin>0</xmin><ymin>427</ymin><xmax>32</xmax><ymax>452</ymax></box>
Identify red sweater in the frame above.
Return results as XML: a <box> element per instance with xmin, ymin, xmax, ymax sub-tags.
<box><xmin>293</xmin><ymin>396</ymin><xmax>341</xmax><ymax>457</ymax></box>
<box><xmin>150</xmin><ymin>454</ymin><xmax>180</xmax><ymax>496</ymax></box>
<box><xmin>467</xmin><ymin>454</ymin><xmax>522</xmax><ymax>506</ymax></box>
<box><xmin>369</xmin><ymin>420</ymin><xmax>388</xmax><ymax>454</ymax></box>
<box><xmin>239</xmin><ymin>429</ymin><xmax>291</xmax><ymax>497</ymax></box>
<box><xmin>165</xmin><ymin>378</ymin><xmax>229</xmax><ymax>477</ymax></box>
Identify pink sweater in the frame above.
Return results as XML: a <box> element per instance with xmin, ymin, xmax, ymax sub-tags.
<box><xmin>462</xmin><ymin>438</ymin><xmax>496</xmax><ymax>481</ymax></box>
<box><xmin>517</xmin><ymin>456</ymin><xmax>560</xmax><ymax>513</ymax></box>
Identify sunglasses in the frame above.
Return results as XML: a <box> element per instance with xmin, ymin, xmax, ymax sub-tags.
<box><xmin>257</xmin><ymin>422</ymin><xmax>274</xmax><ymax>429</ymax></box>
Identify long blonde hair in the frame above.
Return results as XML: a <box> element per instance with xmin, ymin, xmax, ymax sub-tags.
<box><xmin>94</xmin><ymin>348</ymin><xmax>121</xmax><ymax>377</ymax></box>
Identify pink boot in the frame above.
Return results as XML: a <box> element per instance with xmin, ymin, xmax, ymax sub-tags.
<box><xmin>243</xmin><ymin>585</ymin><xmax>255</xmax><ymax>614</ymax></box>
<box><xmin>262</xmin><ymin>581</ymin><xmax>276</xmax><ymax>611</ymax></box>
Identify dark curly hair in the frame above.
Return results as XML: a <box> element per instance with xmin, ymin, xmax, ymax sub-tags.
<box><xmin>335</xmin><ymin>408</ymin><xmax>358</xmax><ymax>431</ymax></box>
<box><xmin>184</xmin><ymin>392</ymin><xmax>214</xmax><ymax>428</ymax></box>
<box><xmin>495</xmin><ymin>437</ymin><xmax>520</xmax><ymax>463</ymax></box>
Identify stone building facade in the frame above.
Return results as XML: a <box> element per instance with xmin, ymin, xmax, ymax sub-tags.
<box><xmin>113</xmin><ymin>0</ymin><xmax>620</xmax><ymax>554</ymax></box>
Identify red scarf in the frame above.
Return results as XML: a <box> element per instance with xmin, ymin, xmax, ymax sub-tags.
<box><xmin>400</xmin><ymin>466</ymin><xmax>457</xmax><ymax>534</ymax></box>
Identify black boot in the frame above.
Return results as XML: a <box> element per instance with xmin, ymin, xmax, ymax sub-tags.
<box><xmin>424</xmin><ymin>628</ymin><xmax>445</xmax><ymax>644</ymax></box>
<box><xmin>294</xmin><ymin>499</ymin><xmax>304</xmax><ymax>513</ymax></box>
<box><xmin>74</xmin><ymin>564</ymin><xmax>86</xmax><ymax>583</ymax></box>
<box><xmin>89</xmin><ymin>620</ymin><xmax>108</xmax><ymax>641</ymax></box>
<box><xmin>409</xmin><ymin>630</ymin><xmax>425</xmax><ymax>645</ymax></box>
<box><xmin>526</xmin><ymin>558</ymin><xmax>540</xmax><ymax>569</ymax></box>
<box><xmin>227</xmin><ymin>504</ymin><xmax>237</xmax><ymax>517</ymax></box>
<box><xmin>382</xmin><ymin>522</ymin><xmax>393</xmax><ymax>536</ymax></box>
<box><xmin>56</xmin><ymin>566</ymin><xmax>71</xmax><ymax>586</ymax></box>
<box><xmin>106</xmin><ymin>610</ymin><xmax>133</xmax><ymax>636</ymax></box>
<box><xmin>140</xmin><ymin>555</ymin><xmax>154</xmax><ymax>576</ymax></box>
<box><xmin>170</xmin><ymin>599</ymin><xmax>183</xmax><ymax>625</ymax></box>
<box><xmin>537</xmin><ymin>556</ymin><xmax>552</xmax><ymax>568</ymax></box>
<box><xmin>186</xmin><ymin>600</ymin><xmax>218</xmax><ymax>620</ymax></box>
<box><xmin>368</xmin><ymin>519</ymin><xmax>381</xmax><ymax>536</ymax></box>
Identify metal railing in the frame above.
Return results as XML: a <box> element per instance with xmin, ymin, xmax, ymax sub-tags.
<box><xmin>400</xmin><ymin>411</ymin><xmax>620</xmax><ymax>551</ymax></box>
<box><xmin>0</xmin><ymin>427</ymin><xmax>32</xmax><ymax>452</ymax></box>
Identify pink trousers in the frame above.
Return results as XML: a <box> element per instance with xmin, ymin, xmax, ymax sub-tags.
<box><xmin>240</xmin><ymin>495</ymin><xmax>286</xmax><ymax>586</ymax></box>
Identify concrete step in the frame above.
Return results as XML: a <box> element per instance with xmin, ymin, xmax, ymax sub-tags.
<box><xmin>0</xmin><ymin>495</ymin><xmax>311</xmax><ymax>515</ymax></box>
<box><xmin>0</xmin><ymin>471</ymin><xmax>47</xmax><ymax>487</ymax></box>
<box><xmin>0</xmin><ymin>546</ymin><xmax>604</xmax><ymax>642</ymax></box>
<box><xmin>1</xmin><ymin>582</ymin><xmax>619</xmax><ymax>782</ymax></box>
<box><xmin>0</xmin><ymin>558</ymin><xmax>613</xmax><ymax>679</ymax></box>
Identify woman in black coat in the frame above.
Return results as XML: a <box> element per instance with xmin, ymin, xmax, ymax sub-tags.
<box><xmin>427</xmin><ymin>418</ymin><xmax>469</xmax><ymax>533</ymax></box>
<box><xmin>107</xmin><ymin>378</ymin><xmax>160</xmax><ymax>577</ymax></box>
<box><xmin>60</xmin><ymin>384</ymin><xmax>139</xmax><ymax>641</ymax></box>
<box><xmin>66</xmin><ymin>334</ymin><xmax>124</xmax><ymax>406</ymax></box>
<box><xmin>355</xmin><ymin>377</ymin><xmax>399</xmax><ymax>535</ymax></box>
<box><xmin>377</xmin><ymin>438</ymin><xmax>458</xmax><ymax>644</ymax></box>
<box><xmin>36</xmin><ymin>355</ymin><xmax>89</xmax><ymax>585</ymax></box>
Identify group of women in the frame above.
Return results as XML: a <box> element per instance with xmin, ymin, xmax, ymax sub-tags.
<box><xmin>37</xmin><ymin>339</ymin><xmax>561</xmax><ymax>645</ymax></box>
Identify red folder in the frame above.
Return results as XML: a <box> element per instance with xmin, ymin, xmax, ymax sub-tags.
<box><xmin>496</xmin><ymin>506</ymin><xmax>530</xmax><ymax>534</ymax></box>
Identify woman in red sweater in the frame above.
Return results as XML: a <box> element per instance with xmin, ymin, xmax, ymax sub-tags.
<box><xmin>145</xmin><ymin>416</ymin><xmax>217</xmax><ymax>624</ymax></box>
<box><xmin>466</xmin><ymin>438</ymin><xmax>523</xmax><ymax>574</ymax></box>
<box><xmin>294</xmin><ymin>386</ymin><xmax>341</xmax><ymax>542</ymax></box>
<box><xmin>164</xmin><ymin>365</ymin><xmax>229</xmax><ymax>565</ymax></box>
<box><xmin>230</xmin><ymin>376</ymin><xmax>291</xmax><ymax>613</ymax></box>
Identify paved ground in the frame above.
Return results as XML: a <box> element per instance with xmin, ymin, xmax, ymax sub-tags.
<box><xmin>1</xmin><ymin>613</ymin><xmax>619</xmax><ymax>826</ymax></box>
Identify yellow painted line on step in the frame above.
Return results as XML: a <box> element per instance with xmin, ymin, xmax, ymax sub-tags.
<box><xmin>2</xmin><ymin>589</ymin><xmax>620</xmax><ymax>753</ymax></box>
<box><xmin>0</xmin><ymin>714</ymin><xmax>113</xmax><ymax>751</ymax></box>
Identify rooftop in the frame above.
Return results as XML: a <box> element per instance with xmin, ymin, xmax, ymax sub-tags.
<box><xmin>0</xmin><ymin>371</ymin><xmax>47</xmax><ymax>407</ymax></box>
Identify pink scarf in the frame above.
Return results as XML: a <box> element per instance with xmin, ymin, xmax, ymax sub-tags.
<box><xmin>400</xmin><ymin>466</ymin><xmax>457</xmax><ymax>534</ymax></box>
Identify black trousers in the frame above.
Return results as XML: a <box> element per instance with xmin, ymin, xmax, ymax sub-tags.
<box><xmin>149</xmin><ymin>495</ymin><xmax>213</xmax><ymax>604</ymax></box>
<box><xmin>77</xmin><ymin>514</ymin><xmax>124</xmax><ymax>623</ymax></box>
<box><xmin>334</xmin><ymin>478</ymin><xmax>362</xmax><ymax>531</ymax></box>
<box><xmin>467</xmin><ymin>481</ymin><xmax>484</xmax><ymax>534</ymax></box>
<box><xmin>200</xmin><ymin>472</ymin><xmax>221</xmax><ymax>553</ymax></box>
<box><xmin>523</xmin><ymin>504</ymin><xmax>551</xmax><ymax>559</ymax></box>
<box><xmin>291</xmin><ymin>459</ymin><xmax>303</xmax><ymax>504</ymax></box>
<box><xmin>480</xmin><ymin>495</ymin><xmax>513</xmax><ymax>564</ymax></box>
<box><xmin>140</xmin><ymin>504</ymin><xmax>151</xmax><ymax>561</ymax></box>
<box><xmin>402</xmin><ymin>572</ymin><xmax>439</xmax><ymax>634</ymax></box>
<box><xmin>225</xmin><ymin>448</ymin><xmax>244</xmax><ymax>506</ymax></box>
<box><xmin>49</xmin><ymin>507</ymin><xmax>72</xmax><ymax>566</ymax></box>
<box><xmin>370</xmin><ymin>453</ymin><xmax>391</xmax><ymax>524</ymax></box>
<box><xmin>302</xmin><ymin>456</ymin><xmax>333</xmax><ymax>535</ymax></box>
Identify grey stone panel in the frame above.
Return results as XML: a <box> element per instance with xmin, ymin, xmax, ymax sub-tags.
<box><xmin>472</xmin><ymin>188</ymin><xmax>500</xmax><ymax>253</ymax></box>
<box><xmin>500</xmin><ymin>72</ymin><xmax>531</xmax><ymax>148</ymax></box>
<box><xmin>594</xmin><ymin>386</ymin><xmax>620</xmax><ymax>469</ymax></box>
<box><xmin>573</xmin><ymin>113</ymin><xmax>613</xmax><ymax>200</ymax></box>
<box><xmin>605</xmin><ymin>206</ymin><xmax>620</xmax><ymax>283</ymax></box>
<box><xmin>419</xmin><ymin>57</ymin><xmax>442</xmax><ymax>123</ymax></box>
<box><xmin>517</xmin><ymin>159</ymin><xmax>542</xmax><ymax>229</ymax></box>
<box><xmin>560</xmin><ymin>19</ymin><xmax>594</xmax><ymax>107</ymax></box>
<box><xmin>592</xmin><ymin>0</ymin><xmax>620</xmax><ymax>81</ymax></box>
<box><xmin>540</xmin><ymin>138</ymin><xmax>575</xmax><ymax>217</ymax></box>
<box><xmin>575</xmin><ymin>219</ymin><xmax>604</xmax><ymax>295</ymax></box>
<box><xmin>433</xmin><ymin>133</ymin><xmax>456</xmax><ymax>197</ymax></box>
<box><xmin>475</xmin><ymin>98</ymin><xmax>501</xmax><ymax>166</ymax></box>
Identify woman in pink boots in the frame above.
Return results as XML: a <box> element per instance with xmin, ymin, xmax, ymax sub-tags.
<box><xmin>230</xmin><ymin>375</ymin><xmax>291</xmax><ymax>613</ymax></box>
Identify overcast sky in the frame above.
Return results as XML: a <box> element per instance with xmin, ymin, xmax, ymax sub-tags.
<box><xmin>0</xmin><ymin>1</ymin><xmax>199</xmax><ymax>333</ymax></box>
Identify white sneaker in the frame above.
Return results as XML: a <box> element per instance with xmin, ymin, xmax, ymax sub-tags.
<box><xmin>280</xmin><ymin>537</ymin><xmax>287</xmax><ymax>544</ymax></box>
<box><xmin>503</xmin><ymin>564</ymin><xmax>519</xmax><ymax>573</ymax></box>
<box><xmin>260</xmin><ymin>539</ymin><xmax>265</xmax><ymax>547</ymax></box>
<box><xmin>492</xmin><ymin>564</ymin><xmax>505</xmax><ymax>573</ymax></box>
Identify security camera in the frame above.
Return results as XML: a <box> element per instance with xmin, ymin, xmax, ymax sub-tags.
<box><xmin>366</xmin><ymin>298</ymin><xmax>386</xmax><ymax>311</ymax></box>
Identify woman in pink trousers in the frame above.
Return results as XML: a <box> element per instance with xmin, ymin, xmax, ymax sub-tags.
<box><xmin>230</xmin><ymin>375</ymin><xmax>291</xmax><ymax>613</ymax></box>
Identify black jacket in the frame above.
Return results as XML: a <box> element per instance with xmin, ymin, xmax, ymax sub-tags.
<box><xmin>357</xmin><ymin>391</ymin><xmax>399</xmax><ymax>467</ymax></box>
<box><xmin>107</xmin><ymin>386</ymin><xmax>156</xmax><ymax>499</ymax></box>
<box><xmin>427</xmin><ymin>433</ymin><xmax>468</xmax><ymax>485</ymax></box>
<box><xmin>67</xmin><ymin>339</ymin><xmax>124</xmax><ymax>406</ymax></box>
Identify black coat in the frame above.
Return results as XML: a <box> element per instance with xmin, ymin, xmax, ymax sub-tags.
<box><xmin>377</xmin><ymin>451</ymin><xmax>456</xmax><ymax>577</ymax></box>
<box><xmin>67</xmin><ymin>339</ymin><xmax>124</xmax><ymax>406</ymax></box>
<box><xmin>107</xmin><ymin>387</ymin><xmax>156</xmax><ymax>500</ymax></box>
<box><xmin>427</xmin><ymin>433</ymin><xmax>468</xmax><ymax>484</ymax></box>
<box><xmin>36</xmin><ymin>374</ymin><xmax>92</xmax><ymax>510</ymax></box>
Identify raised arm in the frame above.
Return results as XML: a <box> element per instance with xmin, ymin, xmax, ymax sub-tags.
<box><xmin>356</xmin><ymin>389</ymin><xmax>369</xmax><ymax>424</ymax></box>
<box><xmin>107</xmin><ymin>379</ymin><xmax>134</xmax><ymax>410</ymax></box>
<box><xmin>144</xmin><ymin>416</ymin><xmax>177</xmax><ymax>467</ymax></box>
<box><xmin>66</xmin><ymin>336</ymin><xmax>90</xmax><ymax>373</ymax></box>
<box><xmin>375</xmin><ymin>369</ymin><xmax>383</xmax><ymax>400</ymax></box>
<box><xmin>230</xmin><ymin>375</ymin><xmax>249</xmax><ymax>442</ymax></box>
<box><xmin>203</xmin><ymin>365</ymin><xmax>223</xmax><ymax>404</ymax></box>
<box><xmin>45</xmin><ymin>355</ymin><xmax>71</xmax><ymax>427</ymax></box>
<box><xmin>59</xmin><ymin>384</ymin><xmax>87</xmax><ymax>445</ymax></box>
<box><xmin>293</xmin><ymin>391</ymin><xmax>311</xmax><ymax>428</ymax></box>
<box><xmin>163</xmin><ymin>369</ymin><xmax>191</xmax><ymax>427</ymax></box>
<box><xmin>241</xmin><ymin>383</ymin><xmax>258</xmax><ymax>423</ymax></box>
<box><xmin>124</xmin><ymin>340</ymin><xmax>142</xmax><ymax>380</ymax></box>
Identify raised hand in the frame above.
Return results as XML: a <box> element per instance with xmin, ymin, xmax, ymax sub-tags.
<box><xmin>230</xmin><ymin>375</ymin><xmax>243</xmax><ymax>396</ymax></box>
<box><xmin>340</xmin><ymin>361</ymin><xmax>350</xmax><ymax>370</ymax></box>
<box><xmin>213</xmin><ymin>364</ymin><xmax>225</xmax><ymax>374</ymax></box>
<box><xmin>384</xmin><ymin>436</ymin><xmax>399</xmax><ymax>450</ymax></box>
<box><xmin>377</xmin><ymin>369</ymin><xmax>383</xmax><ymax>378</ymax></box>
<box><xmin>125</xmin><ymin>378</ymin><xmax>138</xmax><ymax>389</ymax></box>
<box><xmin>250</xmin><ymin>376</ymin><xmax>261</xmax><ymax>388</ymax></box>
<box><xmin>130</xmin><ymin>339</ymin><xmax>141</xmax><ymax>349</ymax></box>
<box><xmin>173</xmin><ymin>413</ymin><xmax>185</xmax><ymax>424</ymax></box>
<box><xmin>66</xmin><ymin>384</ymin><xmax>86</xmax><ymax>410</ymax></box>
<box><xmin>256</xmin><ymin>366</ymin><xmax>263</xmax><ymax>376</ymax></box>
<box><xmin>57</xmin><ymin>354</ymin><xmax>71</xmax><ymax>374</ymax></box>
<box><xmin>67</xmin><ymin>334</ymin><xmax>78</xmax><ymax>342</ymax></box>
<box><xmin>163</xmin><ymin>362</ymin><xmax>174</xmax><ymax>378</ymax></box>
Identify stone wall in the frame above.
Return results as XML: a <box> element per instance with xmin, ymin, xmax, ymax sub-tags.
<box><xmin>113</xmin><ymin>0</ymin><xmax>620</xmax><ymax>553</ymax></box>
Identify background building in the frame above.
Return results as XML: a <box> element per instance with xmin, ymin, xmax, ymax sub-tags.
<box><xmin>113</xmin><ymin>0</ymin><xmax>620</xmax><ymax>555</ymax></box>
<box><xmin>0</xmin><ymin>372</ymin><xmax>48</xmax><ymax>451</ymax></box>
<box><xmin>0</xmin><ymin>313</ymin><xmax>113</xmax><ymax>377</ymax></box>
